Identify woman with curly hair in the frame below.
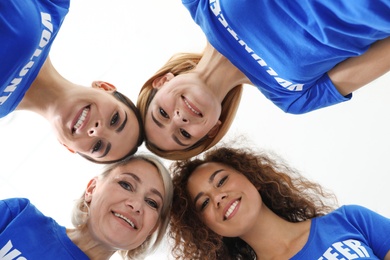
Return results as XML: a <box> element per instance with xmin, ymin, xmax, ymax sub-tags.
<box><xmin>169</xmin><ymin>145</ymin><xmax>390</xmax><ymax>259</ymax></box>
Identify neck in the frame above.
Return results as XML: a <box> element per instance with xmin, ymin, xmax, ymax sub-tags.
<box><xmin>17</xmin><ymin>57</ymin><xmax>72</xmax><ymax>119</ymax></box>
<box><xmin>67</xmin><ymin>228</ymin><xmax>116</xmax><ymax>260</ymax></box>
<box><xmin>194</xmin><ymin>42</ymin><xmax>251</xmax><ymax>100</ymax></box>
<box><xmin>240</xmin><ymin>206</ymin><xmax>311</xmax><ymax>260</ymax></box>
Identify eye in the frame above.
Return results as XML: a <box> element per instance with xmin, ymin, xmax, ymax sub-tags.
<box><xmin>159</xmin><ymin>108</ymin><xmax>169</xmax><ymax>118</ymax></box>
<box><xmin>110</xmin><ymin>112</ymin><xmax>119</xmax><ymax>126</ymax></box>
<box><xmin>200</xmin><ymin>198</ymin><xmax>209</xmax><ymax>211</ymax></box>
<box><xmin>217</xmin><ymin>176</ymin><xmax>228</xmax><ymax>187</ymax></box>
<box><xmin>180</xmin><ymin>129</ymin><xmax>191</xmax><ymax>138</ymax></box>
<box><xmin>118</xmin><ymin>181</ymin><xmax>134</xmax><ymax>191</ymax></box>
<box><xmin>146</xmin><ymin>199</ymin><xmax>159</xmax><ymax>210</ymax></box>
<box><xmin>92</xmin><ymin>140</ymin><xmax>102</xmax><ymax>153</ymax></box>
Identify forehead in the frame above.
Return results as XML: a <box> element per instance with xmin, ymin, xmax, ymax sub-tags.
<box><xmin>111</xmin><ymin>159</ymin><xmax>164</xmax><ymax>188</ymax></box>
<box><xmin>188</xmin><ymin>162</ymin><xmax>225</xmax><ymax>184</ymax></box>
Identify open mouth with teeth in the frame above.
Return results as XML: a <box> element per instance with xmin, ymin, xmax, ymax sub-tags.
<box><xmin>72</xmin><ymin>105</ymin><xmax>90</xmax><ymax>134</ymax></box>
<box><xmin>182</xmin><ymin>96</ymin><xmax>203</xmax><ymax>117</ymax></box>
<box><xmin>224</xmin><ymin>198</ymin><xmax>241</xmax><ymax>220</ymax></box>
<box><xmin>113</xmin><ymin>212</ymin><xmax>137</xmax><ymax>229</ymax></box>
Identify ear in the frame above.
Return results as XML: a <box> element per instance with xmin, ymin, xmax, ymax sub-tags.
<box><xmin>92</xmin><ymin>81</ymin><xmax>117</xmax><ymax>92</ymax></box>
<box><xmin>152</xmin><ymin>73</ymin><xmax>174</xmax><ymax>89</ymax></box>
<box><xmin>85</xmin><ymin>177</ymin><xmax>98</xmax><ymax>203</ymax></box>
<box><xmin>206</xmin><ymin>120</ymin><xmax>222</xmax><ymax>138</ymax></box>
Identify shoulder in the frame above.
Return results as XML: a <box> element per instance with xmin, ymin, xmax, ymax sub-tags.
<box><xmin>0</xmin><ymin>198</ymin><xmax>32</xmax><ymax>231</ymax></box>
<box><xmin>333</xmin><ymin>204</ymin><xmax>389</xmax><ymax>224</ymax></box>
<box><xmin>338</xmin><ymin>204</ymin><xmax>378</xmax><ymax>216</ymax></box>
<box><xmin>1</xmin><ymin>198</ymin><xmax>30</xmax><ymax>211</ymax></box>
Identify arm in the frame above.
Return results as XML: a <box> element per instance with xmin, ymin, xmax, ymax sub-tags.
<box><xmin>385</xmin><ymin>251</ymin><xmax>390</xmax><ymax>260</ymax></box>
<box><xmin>328</xmin><ymin>37</ymin><xmax>390</xmax><ymax>96</ymax></box>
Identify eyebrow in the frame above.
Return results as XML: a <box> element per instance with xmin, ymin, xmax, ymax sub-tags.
<box><xmin>98</xmin><ymin>112</ymin><xmax>127</xmax><ymax>158</ymax></box>
<box><xmin>151</xmin><ymin>111</ymin><xmax>163</xmax><ymax>128</ymax></box>
<box><xmin>193</xmin><ymin>169</ymin><xmax>224</xmax><ymax>206</ymax></box>
<box><xmin>116</xmin><ymin>112</ymin><xmax>128</xmax><ymax>133</ymax></box>
<box><xmin>151</xmin><ymin>111</ymin><xmax>188</xmax><ymax>147</ymax></box>
<box><xmin>124</xmin><ymin>172</ymin><xmax>164</xmax><ymax>201</ymax></box>
<box><xmin>98</xmin><ymin>143</ymin><xmax>111</xmax><ymax>158</ymax></box>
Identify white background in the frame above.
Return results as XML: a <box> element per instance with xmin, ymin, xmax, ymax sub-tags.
<box><xmin>1</xmin><ymin>1</ymin><xmax>389</xmax><ymax>259</ymax></box>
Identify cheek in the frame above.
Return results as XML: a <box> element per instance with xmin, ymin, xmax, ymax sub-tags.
<box><xmin>155</xmin><ymin>89</ymin><xmax>173</xmax><ymax>104</ymax></box>
<box><xmin>145</xmin><ymin>211</ymin><xmax>160</xmax><ymax>231</ymax></box>
<box><xmin>201</xmin><ymin>211</ymin><xmax>217</xmax><ymax>229</ymax></box>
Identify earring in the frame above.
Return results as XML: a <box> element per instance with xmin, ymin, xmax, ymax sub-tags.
<box><xmin>59</xmin><ymin>142</ymin><xmax>76</xmax><ymax>153</ymax></box>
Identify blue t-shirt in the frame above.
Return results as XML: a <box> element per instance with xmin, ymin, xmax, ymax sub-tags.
<box><xmin>0</xmin><ymin>198</ymin><xmax>89</xmax><ymax>259</ymax></box>
<box><xmin>292</xmin><ymin>205</ymin><xmax>390</xmax><ymax>259</ymax></box>
<box><xmin>182</xmin><ymin>0</ymin><xmax>390</xmax><ymax>114</ymax></box>
<box><xmin>0</xmin><ymin>0</ymin><xmax>69</xmax><ymax>118</ymax></box>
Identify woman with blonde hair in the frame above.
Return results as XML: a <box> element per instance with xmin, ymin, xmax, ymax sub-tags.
<box><xmin>137</xmin><ymin>0</ymin><xmax>390</xmax><ymax>161</ymax></box>
<box><xmin>137</xmin><ymin>50</ymin><xmax>244</xmax><ymax>161</ymax></box>
<box><xmin>0</xmin><ymin>153</ymin><xmax>173</xmax><ymax>259</ymax></box>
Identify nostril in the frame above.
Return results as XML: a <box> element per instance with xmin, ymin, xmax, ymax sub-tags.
<box><xmin>95</xmin><ymin>122</ymin><xmax>98</xmax><ymax>127</ymax></box>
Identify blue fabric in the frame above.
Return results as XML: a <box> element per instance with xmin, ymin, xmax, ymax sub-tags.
<box><xmin>0</xmin><ymin>198</ymin><xmax>89</xmax><ymax>259</ymax></box>
<box><xmin>182</xmin><ymin>0</ymin><xmax>390</xmax><ymax>114</ymax></box>
<box><xmin>0</xmin><ymin>0</ymin><xmax>69</xmax><ymax>118</ymax></box>
<box><xmin>293</xmin><ymin>205</ymin><xmax>390</xmax><ymax>259</ymax></box>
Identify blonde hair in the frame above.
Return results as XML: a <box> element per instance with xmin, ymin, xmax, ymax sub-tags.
<box><xmin>137</xmin><ymin>52</ymin><xmax>243</xmax><ymax>160</ymax></box>
<box><xmin>72</xmin><ymin>153</ymin><xmax>173</xmax><ymax>259</ymax></box>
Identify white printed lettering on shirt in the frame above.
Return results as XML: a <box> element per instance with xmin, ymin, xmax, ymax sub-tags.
<box><xmin>0</xmin><ymin>12</ymin><xmax>53</xmax><ymax>106</ymax></box>
<box><xmin>318</xmin><ymin>239</ymin><xmax>370</xmax><ymax>259</ymax></box>
<box><xmin>0</xmin><ymin>240</ymin><xmax>27</xmax><ymax>260</ymax></box>
<box><xmin>209</xmin><ymin>0</ymin><xmax>304</xmax><ymax>91</ymax></box>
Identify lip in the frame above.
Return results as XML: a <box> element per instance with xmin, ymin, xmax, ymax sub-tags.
<box><xmin>182</xmin><ymin>96</ymin><xmax>203</xmax><ymax>117</ymax></box>
<box><xmin>71</xmin><ymin>105</ymin><xmax>90</xmax><ymax>134</ymax></box>
<box><xmin>112</xmin><ymin>210</ymin><xmax>138</xmax><ymax>230</ymax></box>
<box><xmin>223</xmin><ymin>198</ymin><xmax>241</xmax><ymax>221</ymax></box>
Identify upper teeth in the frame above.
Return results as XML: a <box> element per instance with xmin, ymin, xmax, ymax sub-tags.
<box><xmin>225</xmin><ymin>200</ymin><xmax>239</xmax><ymax>219</ymax></box>
<box><xmin>114</xmin><ymin>212</ymin><xmax>135</xmax><ymax>228</ymax></box>
<box><xmin>183</xmin><ymin>98</ymin><xmax>200</xmax><ymax>115</ymax></box>
<box><xmin>73</xmin><ymin>107</ymin><xmax>89</xmax><ymax>131</ymax></box>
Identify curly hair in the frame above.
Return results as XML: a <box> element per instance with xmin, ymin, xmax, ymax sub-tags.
<box><xmin>137</xmin><ymin>52</ymin><xmax>243</xmax><ymax>160</ymax></box>
<box><xmin>169</xmin><ymin>144</ymin><xmax>337</xmax><ymax>259</ymax></box>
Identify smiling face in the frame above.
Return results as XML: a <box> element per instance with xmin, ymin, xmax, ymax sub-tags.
<box><xmin>51</xmin><ymin>85</ymin><xmax>141</xmax><ymax>162</ymax></box>
<box><xmin>144</xmin><ymin>73</ymin><xmax>222</xmax><ymax>151</ymax></box>
<box><xmin>187</xmin><ymin>162</ymin><xmax>262</xmax><ymax>238</ymax></box>
<box><xmin>85</xmin><ymin>158</ymin><xmax>165</xmax><ymax>250</ymax></box>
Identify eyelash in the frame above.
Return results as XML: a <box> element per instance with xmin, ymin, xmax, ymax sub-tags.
<box><xmin>118</xmin><ymin>181</ymin><xmax>160</xmax><ymax>210</ymax></box>
<box><xmin>199</xmin><ymin>175</ymin><xmax>228</xmax><ymax>211</ymax></box>
<box><xmin>180</xmin><ymin>129</ymin><xmax>191</xmax><ymax>139</ymax></box>
<box><xmin>92</xmin><ymin>140</ymin><xmax>102</xmax><ymax>153</ymax></box>
<box><xmin>159</xmin><ymin>108</ymin><xmax>168</xmax><ymax>118</ymax></box>
<box><xmin>159</xmin><ymin>107</ymin><xmax>191</xmax><ymax>139</ymax></box>
<box><xmin>111</xmin><ymin>112</ymin><xmax>119</xmax><ymax>126</ymax></box>
<box><xmin>90</xmin><ymin>112</ymin><xmax>119</xmax><ymax>153</ymax></box>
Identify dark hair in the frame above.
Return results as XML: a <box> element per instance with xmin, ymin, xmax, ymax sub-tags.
<box><xmin>79</xmin><ymin>91</ymin><xmax>144</xmax><ymax>164</ymax></box>
<box><xmin>169</xmin><ymin>144</ymin><xmax>337</xmax><ymax>259</ymax></box>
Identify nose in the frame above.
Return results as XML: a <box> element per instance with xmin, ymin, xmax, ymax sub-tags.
<box><xmin>88</xmin><ymin>121</ymin><xmax>100</xmax><ymax>136</ymax></box>
<box><xmin>173</xmin><ymin>110</ymin><xmax>188</xmax><ymax>124</ymax></box>
<box><xmin>213</xmin><ymin>192</ymin><xmax>228</xmax><ymax>208</ymax></box>
<box><xmin>127</xmin><ymin>198</ymin><xmax>143</xmax><ymax>214</ymax></box>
